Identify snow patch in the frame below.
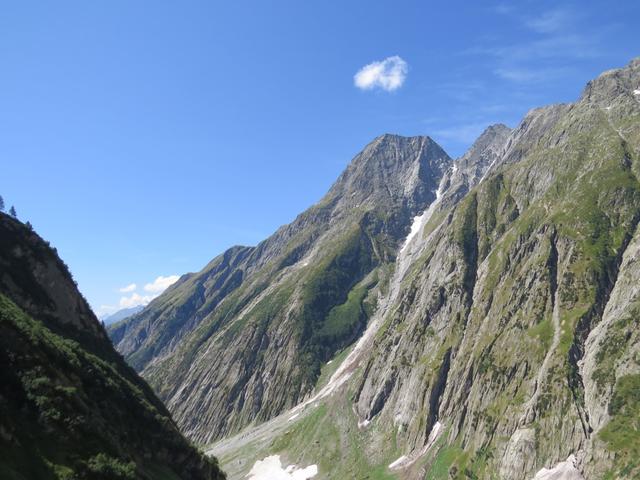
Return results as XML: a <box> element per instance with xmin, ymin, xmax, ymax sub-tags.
<box><xmin>532</xmin><ymin>454</ymin><xmax>583</xmax><ymax>480</ymax></box>
<box><xmin>326</xmin><ymin>360</ymin><xmax>333</xmax><ymax>365</ymax></box>
<box><xmin>401</xmin><ymin>212</ymin><xmax>428</xmax><ymax>251</ymax></box>
<box><xmin>400</xmin><ymin>177</ymin><xmax>446</xmax><ymax>254</ymax></box>
<box><xmin>288</xmin><ymin>413</ymin><xmax>299</xmax><ymax>422</ymax></box>
<box><xmin>634</xmin><ymin>88</ymin><xmax>640</xmax><ymax>95</ymax></box>
<box><xmin>247</xmin><ymin>455</ymin><xmax>318</xmax><ymax>480</ymax></box>
<box><xmin>427</xmin><ymin>421</ymin><xmax>443</xmax><ymax>444</ymax></box>
<box><xmin>389</xmin><ymin>421</ymin><xmax>443</xmax><ymax>470</ymax></box>
<box><xmin>388</xmin><ymin>456</ymin><xmax>407</xmax><ymax>469</ymax></box>
<box><xmin>357</xmin><ymin>418</ymin><xmax>371</xmax><ymax>428</ymax></box>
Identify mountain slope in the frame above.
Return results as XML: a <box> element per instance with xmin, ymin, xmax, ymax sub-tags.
<box><xmin>102</xmin><ymin>305</ymin><xmax>144</xmax><ymax>325</ymax></box>
<box><xmin>203</xmin><ymin>58</ymin><xmax>640</xmax><ymax>480</ymax></box>
<box><xmin>113</xmin><ymin>58</ymin><xmax>640</xmax><ymax>479</ymax></box>
<box><xmin>109</xmin><ymin>134</ymin><xmax>454</xmax><ymax>443</ymax></box>
<box><xmin>352</xmin><ymin>57</ymin><xmax>640</xmax><ymax>480</ymax></box>
<box><xmin>0</xmin><ymin>213</ymin><xmax>225</xmax><ymax>480</ymax></box>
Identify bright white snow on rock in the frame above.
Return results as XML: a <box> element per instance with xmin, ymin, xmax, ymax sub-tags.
<box><xmin>389</xmin><ymin>421</ymin><xmax>444</xmax><ymax>470</ymax></box>
<box><xmin>401</xmin><ymin>211</ymin><xmax>429</xmax><ymax>252</ymax></box>
<box><xmin>634</xmin><ymin>88</ymin><xmax>640</xmax><ymax>95</ymax></box>
<box><xmin>357</xmin><ymin>418</ymin><xmax>371</xmax><ymax>428</ymax></box>
<box><xmin>388</xmin><ymin>456</ymin><xmax>407</xmax><ymax>469</ymax></box>
<box><xmin>400</xmin><ymin>177</ymin><xmax>446</xmax><ymax>254</ymax></box>
<box><xmin>288</xmin><ymin>413</ymin><xmax>299</xmax><ymax>422</ymax></box>
<box><xmin>427</xmin><ymin>421</ymin><xmax>443</xmax><ymax>445</ymax></box>
<box><xmin>532</xmin><ymin>455</ymin><xmax>584</xmax><ymax>480</ymax></box>
<box><xmin>247</xmin><ymin>455</ymin><xmax>318</xmax><ymax>480</ymax></box>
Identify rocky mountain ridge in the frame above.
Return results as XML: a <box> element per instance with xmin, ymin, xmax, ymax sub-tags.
<box><xmin>112</xmin><ymin>57</ymin><xmax>640</xmax><ymax>479</ymax></box>
<box><xmin>109</xmin><ymin>134</ymin><xmax>454</xmax><ymax>443</ymax></box>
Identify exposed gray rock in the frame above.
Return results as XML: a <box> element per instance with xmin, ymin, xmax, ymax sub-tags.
<box><xmin>110</xmin><ymin>134</ymin><xmax>453</xmax><ymax>444</ymax></box>
<box><xmin>112</xmin><ymin>57</ymin><xmax>640</xmax><ymax>479</ymax></box>
<box><xmin>350</xmin><ymin>57</ymin><xmax>640</xmax><ymax>479</ymax></box>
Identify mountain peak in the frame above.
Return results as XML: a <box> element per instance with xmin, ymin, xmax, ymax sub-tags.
<box><xmin>450</xmin><ymin>123</ymin><xmax>512</xmax><ymax>186</ymax></box>
<box><xmin>461</xmin><ymin>124</ymin><xmax>511</xmax><ymax>162</ymax></box>
<box><xmin>580</xmin><ymin>56</ymin><xmax>640</xmax><ymax>105</ymax></box>
<box><xmin>327</xmin><ymin>133</ymin><xmax>451</xmax><ymax>211</ymax></box>
<box><xmin>374</xmin><ymin>132</ymin><xmax>435</xmax><ymax>143</ymax></box>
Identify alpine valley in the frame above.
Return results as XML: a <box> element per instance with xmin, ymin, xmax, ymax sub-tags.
<box><xmin>105</xmin><ymin>58</ymin><xmax>640</xmax><ymax>479</ymax></box>
<box><xmin>3</xmin><ymin>57</ymin><xmax>640</xmax><ymax>480</ymax></box>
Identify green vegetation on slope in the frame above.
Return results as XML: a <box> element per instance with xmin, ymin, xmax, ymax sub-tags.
<box><xmin>269</xmin><ymin>397</ymin><xmax>399</xmax><ymax>480</ymax></box>
<box><xmin>599</xmin><ymin>374</ymin><xmax>640</xmax><ymax>479</ymax></box>
<box><xmin>0</xmin><ymin>294</ymin><xmax>224</xmax><ymax>480</ymax></box>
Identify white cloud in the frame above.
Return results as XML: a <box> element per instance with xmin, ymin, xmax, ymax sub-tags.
<box><xmin>118</xmin><ymin>283</ymin><xmax>137</xmax><ymax>293</ymax></box>
<box><xmin>354</xmin><ymin>56</ymin><xmax>408</xmax><ymax>92</ymax></box>
<box><xmin>120</xmin><ymin>274</ymin><xmax>179</xmax><ymax>309</ymax></box>
<box><xmin>97</xmin><ymin>275</ymin><xmax>180</xmax><ymax>318</ymax></box>
<box><xmin>119</xmin><ymin>292</ymin><xmax>156</xmax><ymax>309</ymax></box>
<box><xmin>143</xmin><ymin>275</ymin><xmax>180</xmax><ymax>293</ymax></box>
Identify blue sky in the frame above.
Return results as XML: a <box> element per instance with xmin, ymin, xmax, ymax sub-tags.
<box><xmin>1</xmin><ymin>1</ymin><xmax>638</xmax><ymax>316</ymax></box>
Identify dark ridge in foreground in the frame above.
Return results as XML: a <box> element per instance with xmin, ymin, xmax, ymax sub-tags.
<box><xmin>0</xmin><ymin>213</ymin><xmax>226</xmax><ymax>480</ymax></box>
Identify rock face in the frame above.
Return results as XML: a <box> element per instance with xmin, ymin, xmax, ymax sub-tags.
<box><xmin>350</xmin><ymin>57</ymin><xmax>640</xmax><ymax>479</ymax></box>
<box><xmin>0</xmin><ymin>213</ymin><xmax>225</xmax><ymax>480</ymax></box>
<box><xmin>113</xmin><ymin>58</ymin><xmax>640</xmax><ymax>479</ymax></box>
<box><xmin>109</xmin><ymin>134</ymin><xmax>452</xmax><ymax>443</ymax></box>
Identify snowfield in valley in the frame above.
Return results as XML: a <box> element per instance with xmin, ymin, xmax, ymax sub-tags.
<box><xmin>247</xmin><ymin>455</ymin><xmax>317</xmax><ymax>480</ymax></box>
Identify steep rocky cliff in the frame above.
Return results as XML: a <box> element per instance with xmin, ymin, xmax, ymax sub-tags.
<box><xmin>0</xmin><ymin>213</ymin><xmax>225</xmax><ymax>480</ymax></box>
<box><xmin>349</xmin><ymin>57</ymin><xmax>640</xmax><ymax>480</ymax></box>
<box><xmin>113</xmin><ymin>58</ymin><xmax>640</xmax><ymax>480</ymax></box>
<box><xmin>110</xmin><ymin>135</ymin><xmax>453</xmax><ymax>443</ymax></box>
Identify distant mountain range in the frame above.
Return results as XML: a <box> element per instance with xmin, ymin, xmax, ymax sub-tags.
<box><xmin>102</xmin><ymin>305</ymin><xmax>144</xmax><ymax>325</ymax></box>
